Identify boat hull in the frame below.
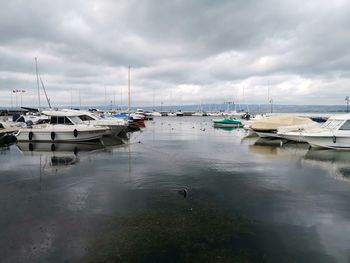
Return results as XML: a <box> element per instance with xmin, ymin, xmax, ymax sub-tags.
<box><xmin>255</xmin><ymin>131</ymin><xmax>281</xmax><ymax>138</ymax></box>
<box><xmin>304</xmin><ymin>136</ymin><xmax>350</xmax><ymax>149</ymax></box>
<box><xmin>213</xmin><ymin>123</ymin><xmax>242</xmax><ymax>128</ymax></box>
<box><xmin>16</xmin><ymin>127</ymin><xmax>107</xmax><ymax>142</ymax></box>
<box><xmin>213</xmin><ymin>118</ymin><xmax>243</xmax><ymax>128</ymax></box>
<box><xmin>278</xmin><ymin>131</ymin><xmax>306</xmax><ymax>142</ymax></box>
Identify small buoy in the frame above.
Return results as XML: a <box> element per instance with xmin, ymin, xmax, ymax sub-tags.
<box><xmin>138</xmin><ymin>141</ymin><xmax>141</xmax><ymax>143</ymax></box>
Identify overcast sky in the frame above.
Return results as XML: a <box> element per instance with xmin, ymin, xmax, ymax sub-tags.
<box><xmin>1</xmin><ymin>0</ymin><xmax>350</xmax><ymax>107</ymax></box>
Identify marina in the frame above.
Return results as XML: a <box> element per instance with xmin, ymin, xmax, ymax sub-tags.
<box><xmin>2</xmin><ymin>0</ymin><xmax>350</xmax><ymax>261</ymax></box>
<box><xmin>1</xmin><ymin>115</ymin><xmax>350</xmax><ymax>262</ymax></box>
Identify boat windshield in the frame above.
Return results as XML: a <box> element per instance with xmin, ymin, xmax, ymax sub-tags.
<box><xmin>321</xmin><ymin>119</ymin><xmax>344</xmax><ymax>129</ymax></box>
<box><xmin>339</xmin><ymin>120</ymin><xmax>350</xmax><ymax>130</ymax></box>
<box><xmin>69</xmin><ymin>116</ymin><xmax>84</xmax><ymax>125</ymax></box>
<box><xmin>78</xmin><ymin>115</ymin><xmax>96</xmax><ymax>121</ymax></box>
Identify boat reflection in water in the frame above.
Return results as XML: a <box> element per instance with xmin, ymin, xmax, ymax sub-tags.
<box><xmin>214</xmin><ymin>126</ymin><xmax>241</xmax><ymax>132</ymax></box>
<box><xmin>249</xmin><ymin>138</ymin><xmax>310</xmax><ymax>160</ymax></box>
<box><xmin>16</xmin><ymin>136</ymin><xmax>126</xmax><ymax>170</ymax></box>
<box><xmin>303</xmin><ymin>149</ymin><xmax>350</xmax><ymax>182</ymax></box>
<box><xmin>16</xmin><ymin>141</ymin><xmax>104</xmax><ymax>169</ymax></box>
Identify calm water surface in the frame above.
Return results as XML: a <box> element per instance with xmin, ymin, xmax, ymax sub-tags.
<box><xmin>1</xmin><ymin>117</ymin><xmax>350</xmax><ymax>262</ymax></box>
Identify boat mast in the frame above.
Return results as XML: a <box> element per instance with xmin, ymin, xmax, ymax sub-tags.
<box><xmin>128</xmin><ymin>66</ymin><xmax>131</xmax><ymax>115</ymax></box>
<box><xmin>39</xmin><ymin>76</ymin><xmax>51</xmax><ymax>108</ymax></box>
<box><xmin>35</xmin><ymin>57</ymin><xmax>41</xmax><ymax>112</ymax></box>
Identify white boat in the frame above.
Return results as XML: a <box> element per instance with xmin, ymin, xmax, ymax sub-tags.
<box><xmin>130</xmin><ymin>113</ymin><xmax>145</xmax><ymax>122</ymax></box>
<box><xmin>207</xmin><ymin>112</ymin><xmax>224</xmax><ymax>117</ymax></box>
<box><xmin>62</xmin><ymin>109</ymin><xmax>127</xmax><ymax>136</ymax></box>
<box><xmin>277</xmin><ymin>122</ymin><xmax>320</xmax><ymax>142</ymax></box>
<box><xmin>151</xmin><ymin>111</ymin><xmax>162</xmax><ymax>117</ymax></box>
<box><xmin>15</xmin><ymin>110</ymin><xmax>108</xmax><ymax>142</ymax></box>
<box><xmin>226</xmin><ymin>111</ymin><xmax>246</xmax><ymax>119</ymax></box>
<box><xmin>192</xmin><ymin>111</ymin><xmax>207</xmax><ymax>116</ymax></box>
<box><xmin>175</xmin><ymin>111</ymin><xmax>184</xmax><ymax>116</ymax></box>
<box><xmin>250</xmin><ymin>115</ymin><xmax>315</xmax><ymax>138</ymax></box>
<box><xmin>301</xmin><ymin>114</ymin><xmax>350</xmax><ymax>149</ymax></box>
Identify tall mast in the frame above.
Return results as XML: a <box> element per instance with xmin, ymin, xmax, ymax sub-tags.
<box><xmin>35</xmin><ymin>57</ymin><xmax>41</xmax><ymax>112</ymax></box>
<box><xmin>128</xmin><ymin>66</ymin><xmax>131</xmax><ymax>115</ymax></box>
<box><xmin>153</xmin><ymin>87</ymin><xmax>155</xmax><ymax>111</ymax></box>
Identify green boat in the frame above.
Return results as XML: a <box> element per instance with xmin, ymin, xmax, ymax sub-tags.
<box><xmin>212</xmin><ymin>118</ymin><xmax>243</xmax><ymax>128</ymax></box>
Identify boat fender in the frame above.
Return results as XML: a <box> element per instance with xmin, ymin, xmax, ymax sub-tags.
<box><xmin>51</xmin><ymin>144</ymin><xmax>56</xmax><ymax>152</ymax></box>
<box><xmin>73</xmin><ymin>129</ymin><xmax>78</xmax><ymax>138</ymax></box>
<box><xmin>28</xmin><ymin>131</ymin><xmax>33</xmax><ymax>141</ymax></box>
<box><xmin>332</xmin><ymin>136</ymin><xmax>336</xmax><ymax>143</ymax></box>
<box><xmin>51</xmin><ymin>131</ymin><xmax>55</xmax><ymax>141</ymax></box>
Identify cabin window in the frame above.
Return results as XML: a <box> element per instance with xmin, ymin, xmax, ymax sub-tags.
<box><xmin>50</xmin><ymin>116</ymin><xmax>57</xmax><ymax>124</ymax></box>
<box><xmin>339</xmin><ymin>120</ymin><xmax>350</xmax><ymax>130</ymax></box>
<box><xmin>57</xmin><ymin>117</ymin><xmax>65</xmax><ymax>124</ymax></box>
<box><xmin>50</xmin><ymin>116</ymin><xmax>73</xmax><ymax>125</ymax></box>
<box><xmin>79</xmin><ymin>115</ymin><xmax>95</xmax><ymax>121</ymax></box>
<box><xmin>0</xmin><ymin>123</ymin><xmax>4</xmax><ymax>129</ymax></box>
<box><xmin>64</xmin><ymin>117</ymin><xmax>73</xmax><ymax>125</ymax></box>
<box><xmin>69</xmin><ymin>116</ymin><xmax>83</xmax><ymax>124</ymax></box>
<box><xmin>322</xmin><ymin>120</ymin><xmax>343</xmax><ymax>129</ymax></box>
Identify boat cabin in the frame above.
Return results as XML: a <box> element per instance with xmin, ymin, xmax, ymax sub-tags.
<box><xmin>321</xmin><ymin>115</ymin><xmax>350</xmax><ymax>130</ymax></box>
<box><xmin>43</xmin><ymin>111</ymin><xmax>84</xmax><ymax>125</ymax></box>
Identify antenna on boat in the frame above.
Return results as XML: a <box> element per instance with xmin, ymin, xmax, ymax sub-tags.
<box><xmin>35</xmin><ymin>57</ymin><xmax>41</xmax><ymax>113</ymax></box>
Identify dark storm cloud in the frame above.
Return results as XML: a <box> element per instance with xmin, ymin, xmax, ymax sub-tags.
<box><xmin>0</xmin><ymin>0</ymin><xmax>350</xmax><ymax>106</ymax></box>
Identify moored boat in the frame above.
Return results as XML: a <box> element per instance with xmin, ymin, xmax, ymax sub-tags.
<box><xmin>277</xmin><ymin>122</ymin><xmax>320</xmax><ymax>142</ymax></box>
<box><xmin>63</xmin><ymin>109</ymin><xmax>127</xmax><ymax>137</ymax></box>
<box><xmin>15</xmin><ymin>110</ymin><xmax>108</xmax><ymax>142</ymax></box>
<box><xmin>250</xmin><ymin>116</ymin><xmax>314</xmax><ymax>138</ymax></box>
<box><xmin>212</xmin><ymin>118</ymin><xmax>243</xmax><ymax>128</ymax></box>
<box><xmin>301</xmin><ymin>114</ymin><xmax>350</xmax><ymax>149</ymax></box>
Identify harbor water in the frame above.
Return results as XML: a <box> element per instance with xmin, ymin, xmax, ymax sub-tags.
<box><xmin>1</xmin><ymin>117</ymin><xmax>350</xmax><ymax>262</ymax></box>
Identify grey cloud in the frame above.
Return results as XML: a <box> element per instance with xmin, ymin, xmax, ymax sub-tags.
<box><xmin>0</xmin><ymin>0</ymin><xmax>350</xmax><ymax>106</ymax></box>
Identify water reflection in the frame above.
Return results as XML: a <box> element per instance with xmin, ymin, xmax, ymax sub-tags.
<box><xmin>16</xmin><ymin>142</ymin><xmax>104</xmax><ymax>172</ymax></box>
<box><xmin>303</xmin><ymin>149</ymin><xmax>350</xmax><ymax>181</ymax></box>
<box><xmin>214</xmin><ymin>127</ymin><xmax>241</xmax><ymax>132</ymax></box>
<box><xmin>17</xmin><ymin>141</ymin><xmax>104</xmax><ymax>154</ymax></box>
<box><xmin>249</xmin><ymin>138</ymin><xmax>309</xmax><ymax>160</ymax></box>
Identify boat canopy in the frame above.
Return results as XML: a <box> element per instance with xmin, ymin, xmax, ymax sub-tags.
<box><xmin>251</xmin><ymin>116</ymin><xmax>314</xmax><ymax>131</ymax></box>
